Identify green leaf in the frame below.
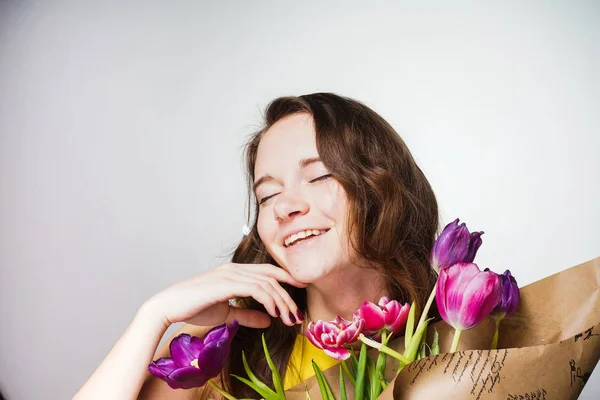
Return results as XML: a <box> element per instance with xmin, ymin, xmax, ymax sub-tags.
<box><xmin>355</xmin><ymin>342</ymin><xmax>368</xmax><ymax>400</ymax></box>
<box><xmin>339</xmin><ymin>365</ymin><xmax>348</xmax><ymax>400</ymax></box>
<box><xmin>231</xmin><ymin>375</ymin><xmax>273</xmax><ymax>400</ymax></box>
<box><xmin>418</xmin><ymin>342</ymin><xmax>426</xmax><ymax>360</ymax></box>
<box><xmin>311</xmin><ymin>360</ymin><xmax>335</xmax><ymax>400</ymax></box>
<box><xmin>341</xmin><ymin>360</ymin><xmax>356</xmax><ymax>387</ymax></box>
<box><xmin>237</xmin><ymin>352</ymin><xmax>281</xmax><ymax>400</ymax></box>
<box><xmin>371</xmin><ymin>349</ymin><xmax>386</xmax><ymax>399</ymax></box>
<box><xmin>367</xmin><ymin>356</ymin><xmax>378</xmax><ymax>400</ymax></box>
<box><xmin>262</xmin><ymin>334</ymin><xmax>285</xmax><ymax>396</ymax></box>
<box><xmin>404</xmin><ymin>317</ymin><xmax>433</xmax><ymax>362</ymax></box>
<box><xmin>208</xmin><ymin>380</ymin><xmax>240</xmax><ymax>400</ymax></box>
<box><xmin>404</xmin><ymin>301</ymin><xmax>416</xmax><ymax>349</ymax></box>
<box><xmin>431</xmin><ymin>328</ymin><xmax>440</xmax><ymax>355</ymax></box>
<box><xmin>418</xmin><ymin>326</ymin><xmax>428</xmax><ymax>359</ymax></box>
<box><xmin>349</xmin><ymin>351</ymin><xmax>359</xmax><ymax>375</ymax></box>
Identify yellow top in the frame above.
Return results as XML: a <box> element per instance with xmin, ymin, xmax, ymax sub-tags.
<box><xmin>283</xmin><ymin>334</ymin><xmax>340</xmax><ymax>390</ymax></box>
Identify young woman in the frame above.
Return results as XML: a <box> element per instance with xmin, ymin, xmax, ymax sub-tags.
<box><xmin>74</xmin><ymin>93</ymin><xmax>439</xmax><ymax>399</ymax></box>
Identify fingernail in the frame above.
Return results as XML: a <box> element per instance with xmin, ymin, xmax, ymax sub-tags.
<box><xmin>289</xmin><ymin>311</ymin><xmax>297</xmax><ymax>324</ymax></box>
<box><xmin>275</xmin><ymin>307</ymin><xmax>281</xmax><ymax>317</ymax></box>
<box><xmin>296</xmin><ymin>309</ymin><xmax>305</xmax><ymax>322</ymax></box>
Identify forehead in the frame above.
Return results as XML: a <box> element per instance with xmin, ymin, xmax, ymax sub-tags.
<box><xmin>254</xmin><ymin>113</ymin><xmax>318</xmax><ymax>175</ymax></box>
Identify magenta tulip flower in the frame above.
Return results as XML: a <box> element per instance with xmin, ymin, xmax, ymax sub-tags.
<box><xmin>306</xmin><ymin>316</ymin><xmax>364</xmax><ymax>360</ymax></box>
<box><xmin>431</xmin><ymin>219</ymin><xmax>484</xmax><ymax>273</ymax></box>
<box><xmin>148</xmin><ymin>320</ymin><xmax>239</xmax><ymax>389</ymax></box>
<box><xmin>437</xmin><ymin>263</ymin><xmax>501</xmax><ymax>330</ymax></box>
<box><xmin>436</xmin><ymin>263</ymin><xmax>501</xmax><ymax>351</ymax></box>
<box><xmin>490</xmin><ymin>269</ymin><xmax>520</xmax><ymax>319</ymax></box>
<box><xmin>354</xmin><ymin>296</ymin><xmax>410</xmax><ymax>339</ymax></box>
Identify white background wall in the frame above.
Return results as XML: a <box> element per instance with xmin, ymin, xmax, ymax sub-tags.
<box><xmin>0</xmin><ymin>1</ymin><xmax>598</xmax><ymax>399</ymax></box>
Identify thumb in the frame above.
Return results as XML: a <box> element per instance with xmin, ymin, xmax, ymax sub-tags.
<box><xmin>227</xmin><ymin>308</ymin><xmax>272</xmax><ymax>329</ymax></box>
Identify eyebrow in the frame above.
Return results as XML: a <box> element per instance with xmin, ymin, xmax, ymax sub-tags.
<box><xmin>253</xmin><ymin>157</ymin><xmax>323</xmax><ymax>191</ymax></box>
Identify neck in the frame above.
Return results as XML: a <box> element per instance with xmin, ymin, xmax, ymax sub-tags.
<box><xmin>305</xmin><ymin>265</ymin><xmax>387</xmax><ymax>323</ymax></box>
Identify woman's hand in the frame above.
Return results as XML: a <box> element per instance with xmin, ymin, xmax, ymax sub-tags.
<box><xmin>142</xmin><ymin>263</ymin><xmax>308</xmax><ymax>329</ymax></box>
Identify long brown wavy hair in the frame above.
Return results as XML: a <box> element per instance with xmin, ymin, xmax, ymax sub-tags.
<box><xmin>203</xmin><ymin>93</ymin><xmax>439</xmax><ymax>399</ymax></box>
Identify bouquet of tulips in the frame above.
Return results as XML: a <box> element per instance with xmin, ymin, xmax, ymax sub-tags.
<box><xmin>149</xmin><ymin>220</ymin><xmax>600</xmax><ymax>399</ymax></box>
<box><xmin>148</xmin><ymin>218</ymin><xmax>532</xmax><ymax>399</ymax></box>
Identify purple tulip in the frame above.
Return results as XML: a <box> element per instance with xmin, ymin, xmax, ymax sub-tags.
<box><xmin>436</xmin><ymin>263</ymin><xmax>501</xmax><ymax>331</ymax></box>
<box><xmin>148</xmin><ymin>320</ymin><xmax>239</xmax><ymax>389</ymax></box>
<box><xmin>490</xmin><ymin>269</ymin><xmax>520</xmax><ymax>319</ymax></box>
<box><xmin>354</xmin><ymin>296</ymin><xmax>410</xmax><ymax>339</ymax></box>
<box><xmin>431</xmin><ymin>218</ymin><xmax>484</xmax><ymax>272</ymax></box>
<box><xmin>306</xmin><ymin>316</ymin><xmax>364</xmax><ymax>360</ymax></box>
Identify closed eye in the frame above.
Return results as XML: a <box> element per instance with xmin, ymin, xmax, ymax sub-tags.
<box><xmin>310</xmin><ymin>174</ymin><xmax>332</xmax><ymax>183</ymax></box>
<box><xmin>258</xmin><ymin>174</ymin><xmax>332</xmax><ymax>204</ymax></box>
<box><xmin>258</xmin><ymin>193</ymin><xmax>279</xmax><ymax>205</ymax></box>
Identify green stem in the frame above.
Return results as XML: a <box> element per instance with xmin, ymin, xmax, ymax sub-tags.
<box><xmin>208</xmin><ymin>380</ymin><xmax>239</xmax><ymax>400</ymax></box>
<box><xmin>450</xmin><ymin>329</ymin><xmax>462</xmax><ymax>353</ymax></box>
<box><xmin>416</xmin><ymin>282</ymin><xmax>437</xmax><ymax>332</ymax></box>
<box><xmin>359</xmin><ymin>334</ymin><xmax>411</xmax><ymax>365</ymax></box>
<box><xmin>490</xmin><ymin>317</ymin><xmax>501</xmax><ymax>350</ymax></box>
<box><xmin>341</xmin><ymin>360</ymin><xmax>356</xmax><ymax>387</ymax></box>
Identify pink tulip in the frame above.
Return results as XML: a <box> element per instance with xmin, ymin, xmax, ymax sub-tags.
<box><xmin>305</xmin><ymin>316</ymin><xmax>364</xmax><ymax>360</ymax></box>
<box><xmin>436</xmin><ymin>263</ymin><xmax>502</xmax><ymax>331</ymax></box>
<box><xmin>354</xmin><ymin>296</ymin><xmax>410</xmax><ymax>339</ymax></box>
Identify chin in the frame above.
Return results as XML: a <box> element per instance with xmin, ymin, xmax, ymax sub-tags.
<box><xmin>268</xmin><ymin>241</ymin><xmax>349</xmax><ymax>282</ymax></box>
<box><xmin>281</xmin><ymin>257</ymin><xmax>339</xmax><ymax>284</ymax></box>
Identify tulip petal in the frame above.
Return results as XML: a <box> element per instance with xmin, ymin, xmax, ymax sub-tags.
<box><xmin>167</xmin><ymin>366</ymin><xmax>212</xmax><ymax>389</ymax></box>
<box><xmin>442</xmin><ymin>263</ymin><xmax>480</xmax><ymax>327</ymax></box>
<box><xmin>323</xmin><ymin>347</ymin><xmax>351</xmax><ymax>361</ymax></box>
<box><xmin>466</xmin><ymin>231</ymin><xmax>484</xmax><ymax>263</ymax></box>
<box><xmin>148</xmin><ymin>320</ymin><xmax>239</xmax><ymax>389</ymax></box>
<box><xmin>169</xmin><ymin>334</ymin><xmax>199</xmax><ymax>367</ymax></box>
<box><xmin>383</xmin><ymin>301</ymin><xmax>400</xmax><ymax>324</ymax></box>
<box><xmin>436</xmin><ymin>271</ymin><xmax>448</xmax><ymax>322</ymax></box>
<box><xmin>314</xmin><ymin>320</ymin><xmax>328</xmax><ymax>340</ymax></box>
<box><xmin>457</xmin><ymin>270</ymin><xmax>501</xmax><ymax>329</ymax></box>
<box><xmin>358</xmin><ymin>301</ymin><xmax>385</xmax><ymax>331</ymax></box>
<box><xmin>431</xmin><ymin>219</ymin><xmax>485</xmax><ymax>271</ymax></box>
<box><xmin>388</xmin><ymin>303</ymin><xmax>410</xmax><ymax>334</ymax></box>
<box><xmin>203</xmin><ymin>319</ymin><xmax>239</xmax><ymax>346</ymax></box>
<box><xmin>378</xmin><ymin>296</ymin><xmax>390</xmax><ymax>307</ymax></box>
<box><xmin>437</xmin><ymin>263</ymin><xmax>502</xmax><ymax>331</ymax></box>
<box><xmin>335</xmin><ymin>320</ymin><xmax>362</xmax><ymax>346</ymax></box>
<box><xmin>305</xmin><ymin>316</ymin><xmax>364</xmax><ymax>361</ymax></box>
<box><xmin>496</xmin><ymin>270</ymin><xmax>520</xmax><ymax>317</ymax></box>
<box><xmin>305</xmin><ymin>326</ymin><xmax>324</xmax><ymax>350</ymax></box>
<box><xmin>194</xmin><ymin>342</ymin><xmax>229</xmax><ymax>378</ymax></box>
<box><xmin>431</xmin><ymin>221</ymin><xmax>471</xmax><ymax>269</ymax></box>
<box><xmin>203</xmin><ymin>324</ymin><xmax>228</xmax><ymax>344</ymax></box>
<box><xmin>148</xmin><ymin>358</ymin><xmax>178</xmax><ymax>378</ymax></box>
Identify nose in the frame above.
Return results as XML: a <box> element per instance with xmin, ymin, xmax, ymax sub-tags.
<box><xmin>273</xmin><ymin>190</ymin><xmax>310</xmax><ymax>222</ymax></box>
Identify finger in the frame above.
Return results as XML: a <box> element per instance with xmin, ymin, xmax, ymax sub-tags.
<box><xmin>228</xmin><ymin>278</ymin><xmax>282</xmax><ymax>321</ymax></box>
<box><xmin>242</xmin><ymin>263</ymin><xmax>308</xmax><ymax>288</ymax></box>
<box><xmin>236</xmin><ymin>269</ymin><xmax>303</xmax><ymax>324</ymax></box>
<box><xmin>226</xmin><ymin>307</ymin><xmax>272</xmax><ymax>329</ymax></box>
<box><xmin>232</xmin><ymin>274</ymin><xmax>295</xmax><ymax>326</ymax></box>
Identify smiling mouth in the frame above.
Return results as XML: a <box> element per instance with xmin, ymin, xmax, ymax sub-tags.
<box><xmin>284</xmin><ymin>229</ymin><xmax>330</xmax><ymax>247</ymax></box>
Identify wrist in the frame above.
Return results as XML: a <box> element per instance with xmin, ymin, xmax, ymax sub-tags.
<box><xmin>137</xmin><ymin>298</ymin><xmax>170</xmax><ymax>333</ymax></box>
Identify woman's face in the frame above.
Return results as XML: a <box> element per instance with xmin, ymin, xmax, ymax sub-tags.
<box><xmin>254</xmin><ymin>113</ymin><xmax>353</xmax><ymax>283</ymax></box>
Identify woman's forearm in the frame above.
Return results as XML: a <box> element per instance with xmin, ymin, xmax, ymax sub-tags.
<box><xmin>73</xmin><ymin>303</ymin><xmax>168</xmax><ymax>400</ymax></box>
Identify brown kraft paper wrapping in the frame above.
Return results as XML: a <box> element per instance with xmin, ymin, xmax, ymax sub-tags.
<box><xmin>285</xmin><ymin>256</ymin><xmax>600</xmax><ymax>399</ymax></box>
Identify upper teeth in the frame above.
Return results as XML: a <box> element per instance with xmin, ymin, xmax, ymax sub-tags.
<box><xmin>284</xmin><ymin>229</ymin><xmax>326</xmax><ymax>247</ymax></box>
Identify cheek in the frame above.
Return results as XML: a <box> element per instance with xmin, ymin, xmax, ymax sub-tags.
<box><xmin>321</xmin><ymin>182</ymin><xmax>349</xmax><ymax>223</ymax></box>
<box><xmin>257</xmin><ymin>212</ymin><xmax>275</xmax><ymax>247</ymax></box>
